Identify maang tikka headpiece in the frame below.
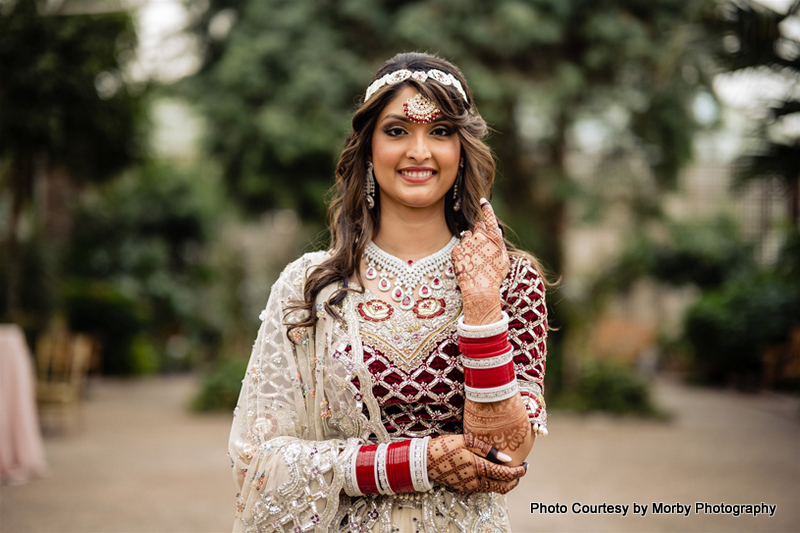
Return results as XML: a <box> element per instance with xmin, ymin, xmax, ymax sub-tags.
<box><xmin>404</xmin><ymin>93</ymin><xmax>440</xmax><ymax>124</ymax></box>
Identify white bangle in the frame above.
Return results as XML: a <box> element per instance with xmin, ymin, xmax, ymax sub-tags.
<box><xmin>464</xmin><ymin>380</ymin><xmax>519</xmax><ymax>403</ymax></box>
<box><xmin>375</xmin><ymin>443</ymin><xmax>394</xmax><ymax>495</ymax></box>
<box><xmin>344</xmin><ymin>447</ymin><xmax>363</xmax><ymax>497</ymax></box>
<box><xmin>411</xmin><ymin>436</ymin><xmax>433</xmax><ymax>492</ymax></box>
<box><xmin>457</xmin><ymin>312</ymin><xmax>509</xmax><ymax>338</ymax></box>
<box><xmin>461</xmin><ymin>347</ymin><xmax>514</xmax><ymax>369</ymax></box>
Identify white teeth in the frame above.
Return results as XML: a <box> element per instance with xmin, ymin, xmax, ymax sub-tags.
<box><xmin>400</xmin><ymin>170</ymin><xmax>434</xmax><ymax>178</ymax></box>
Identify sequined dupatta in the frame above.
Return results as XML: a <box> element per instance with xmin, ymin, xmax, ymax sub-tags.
<box><xmin>229</xmin><ymin>253</ymin><xmax>370</xmax><ymax>532</ymax></box>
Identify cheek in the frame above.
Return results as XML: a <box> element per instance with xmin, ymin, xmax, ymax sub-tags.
<box><xmin>445</xmin><ymin>136</ymin><xmax>462</xmax><ymax>159</ymax></box>
<box><xmin>441</xmin><ymin>140</ymin><xmax>462</xmax><ymax>169</ymax></box>
<box><xmin>371</xmin><ymin>139</ymin><xmax>401</xmax><ymax>170</ymax></box>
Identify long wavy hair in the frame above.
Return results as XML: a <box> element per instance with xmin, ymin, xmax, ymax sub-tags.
<box><xmin>287</xmin><ymin>52</ymin><xmax>546</xmax><ymax>334</ymax></box>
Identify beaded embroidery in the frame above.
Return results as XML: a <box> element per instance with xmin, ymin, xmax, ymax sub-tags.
<box><xmin>355</xmin><ymin>285</ymin><xmax>461</xmax><ymax>374</ymax></box>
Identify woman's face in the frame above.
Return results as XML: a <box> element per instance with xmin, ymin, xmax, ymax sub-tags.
<box><xmin>370</xmin><ymin>85</ymin><xmax>461</xmax><ymax>214</ymax></box>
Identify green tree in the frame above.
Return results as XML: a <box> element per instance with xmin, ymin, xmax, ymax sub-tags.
<box><xmin>706</xmin><ymin>0</ymin><xmax>800</xmax><ymax>226</ymax></box>
<box><xmin>0</xmin><ymin>1</ymin><xmax>143</xmax><ymax>323</ymax></box>
<box><xmin>62</xmin><ymin>161</ymin><xmax>223</xmax><ymax>374</ymax></box>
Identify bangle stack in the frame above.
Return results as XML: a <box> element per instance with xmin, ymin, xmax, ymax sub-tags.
<box><xmin>458</xmin><ymin>312</ymin><xmax>519</xmax><ymax>403</ymax></box>
<box><xmin>344</xmin><ymin>437</ymin><xmax>432</xmax><ymax>496</ymax></box>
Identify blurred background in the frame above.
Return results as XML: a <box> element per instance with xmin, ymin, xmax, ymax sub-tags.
<box><xmin>0</xmin><ymin>0</ymin><xmax>798</xmax><ymax>532</ymax></box>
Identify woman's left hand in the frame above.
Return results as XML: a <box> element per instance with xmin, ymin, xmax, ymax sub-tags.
<box><xmin>452</xmin><ymin>199</ymin><xmax>510</xmax><ymax>325</ymax></box>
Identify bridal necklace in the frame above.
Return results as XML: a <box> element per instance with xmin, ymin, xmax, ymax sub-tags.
<box><xmin>364</xmin><ymin>236</ymin><xmax>459</xmax><ymax>310</ymax></box>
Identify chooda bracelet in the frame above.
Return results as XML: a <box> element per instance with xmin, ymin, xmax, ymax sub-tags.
<box><xmin>458</xmin><ymin>312</ymin><xmax>519</xmax><ymax>402</ymax></box>
<box><xmin>344</xmin><ymin>437</ymin><xmax>433</xmax><ymax>497</ymax></box>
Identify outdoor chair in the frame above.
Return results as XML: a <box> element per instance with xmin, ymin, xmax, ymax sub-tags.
<box><xmin>35</xmin><ymin>325</ymin><xmax>93</xmax><ymax>434</ymax></box>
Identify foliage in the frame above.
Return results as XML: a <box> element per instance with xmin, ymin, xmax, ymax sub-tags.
<box><xmin>600</xmin><ymin>217</ymin><xmax>755</xmax><ymax>295</ymax></box>
<box><xmin>61</xmin><ymin>160</ymin><xmax>225</xmax><ymax>375</ymax></box>
<box><xmin>649</xmin><ymin>219</ymin><xmax>756</xmax><ymax>288</ymax></box>
<box><xmin>62</xmin><ymin>280</ymin><xmax>147</xmax><ymax>375</ymax></box>
<box><xmin>192</xmin><ymin>358</ymin><xmax>248</xmax><ymax>412</ymax></box>
<box><xmin>683</xmin><ymin>230</ymin><xmax>800</xmax><ymax>386</ymax></box>
<box><xmin>0</xmin><ymin>1</ymin><xmax>144</xmax><ymax>320</ymax></box>
<box><xmin>705</xmin><ymin>0</ymin><xmax>800</xmax><ymax>224</ymax></box>
<box><xmin>0</xmin><ymin>2</ymin><xmax>141</xmax><ymax>181</ymax></box>
<box><xmin>553</xmin><ymin>362</ymin><xmax>660</xmax><ymax>416</ymax></box>
<box><xmin>0</xmin><ymin>235</ymin><xmax>57</xmax><ymax>334</ymax></box>
<box><xmin>684</xmin><ymin>271</ymin><xmax>800</xmax><ymax>386</ymax></box>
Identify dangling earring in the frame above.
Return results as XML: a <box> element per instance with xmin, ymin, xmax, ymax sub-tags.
<box><xmin>453</xmin><ymin>160</ymin><xmax>464</xmax><ymax>212</ymax></box>
<box><xmin>365</xmin><ymin>161</ymin><xmax>375</xmax><ymax>209</ymax></box>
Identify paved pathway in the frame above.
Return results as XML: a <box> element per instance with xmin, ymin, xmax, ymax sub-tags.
<box><xmin>1</xmin><ymin>376</ymin><xmax>798</xmax><ymax>532</ymax></box>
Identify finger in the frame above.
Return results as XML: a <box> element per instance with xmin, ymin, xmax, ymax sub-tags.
<box><xmin>459</xmin><ymin>229</ymin><xmax>473</xmax><ymax>240</ymax></box>
<box><xmin>477</xmin><ymin>458</ymin><xmax>527</xmax><ymax>482</ymax></box>
<box><xmin>463</xmin><ymin>434</ymin><xmax>492</xmax><ymax>457</ymax></box>
<box><xmin>480</xmin><ymin>198</ymin><xmax>504</xmax><ymax>241</ymax></box>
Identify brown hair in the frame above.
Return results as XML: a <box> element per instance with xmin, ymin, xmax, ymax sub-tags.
<box><xmin>287</xmin><ymin>52</ymin><xmax>546</xmax><ymax>334</ymax></box>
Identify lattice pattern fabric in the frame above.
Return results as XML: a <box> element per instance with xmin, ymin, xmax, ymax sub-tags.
<box><xmin>502</xmin><ymin>257</ymin><xmax>548</xmax><ymax>429</ymax></box>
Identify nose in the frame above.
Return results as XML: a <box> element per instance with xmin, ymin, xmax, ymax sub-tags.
<box><xmin>406</xmin><ymin>131</ymin><xmax>431</xmax><ymax>162</ymax></box>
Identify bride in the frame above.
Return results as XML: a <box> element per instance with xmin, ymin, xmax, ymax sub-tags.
<box><xmin>229</xmin><ymin>51</ymin><xmax>548</xmax><ymax>533</ymax></box>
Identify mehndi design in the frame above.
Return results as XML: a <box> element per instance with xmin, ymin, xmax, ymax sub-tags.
<box><xmin>426</xmin><ymin>434</ymin><xmax>526</xmax><ymax>494</ymax></box>
<box><xmin>452</xmin><ymin>201</ymin><xmax>510</xmax><ymax>325</ymax></box>
<box><xmin>464</xmin><ymin>394</ymin><xmax>532</xmax><ymax>453</ymax></box>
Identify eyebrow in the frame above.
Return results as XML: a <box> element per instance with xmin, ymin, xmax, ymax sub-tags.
<box><xmin>379</xmin><ymin>113</ymin><xmax>446</xmax><ymax>125</ymax></box>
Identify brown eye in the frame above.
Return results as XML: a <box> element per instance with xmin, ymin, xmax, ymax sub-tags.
<box><xmin>431</xmin><ymin>126</ymin><xmax>454</xmax><ymax>137</ymax></box>
<box><xmin>383</xmin><ymin>126</ymin><xmax>406</xmax><ymax>137</ymax></box>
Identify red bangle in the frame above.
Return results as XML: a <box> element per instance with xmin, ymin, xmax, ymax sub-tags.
<box><xmin>460</xmin><ymin>339</ymin><xmax>510</xmax><ymax>357</ymax></box>
<box><xmin>459</xmin><ymin>332</ymin><xmax>508</xmax><ymax>354</ymax></box>
<box><xmin>464</xmin><ymin>362</ymin><xmax>515</xmax><ymax>389</ymax></box>
<box><xmin>386</xmin><ymin>441</ymin><xmax>414</xmax><ymax>493</ymax></box>
<box><xmin>461</xmin><ymin>342</ymin><xmax>513</xmax><ymax>359</ymax></box>
<box><xmin>355</xmin><ymin>445</ymin><xmax>379</xmax><ymax>494</ymax></box>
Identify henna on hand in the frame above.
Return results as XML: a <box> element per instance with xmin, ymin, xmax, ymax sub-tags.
<box><xmin>452</xmin><ymin>201</ymin><xmax>510</xmax><ymax>325</ymax></box>
<box><xmin>461</xmin><ymin>292</ymin><xmax>503</xmax><ymax>326</ymax></box>
<box><xmin>463</xmin><ymin>395</ymin><xmax>532</xmax><ymax>456</ymax></box>
<box><xmin>426</xmin><ymin>434</ymin><xmax>526</xmax><ymax>494</ymax></box>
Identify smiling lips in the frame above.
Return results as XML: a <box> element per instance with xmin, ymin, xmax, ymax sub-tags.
<box><xmin>398</xmin><ymin>167</ymin><xmax>437</xmax><ymax>182</ymax></box>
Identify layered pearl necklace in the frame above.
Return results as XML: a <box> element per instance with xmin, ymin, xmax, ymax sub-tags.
<box><xmin>364</xmin><ymin>236</ymin><xmax>459</xmax><ymax>310</ymax></box>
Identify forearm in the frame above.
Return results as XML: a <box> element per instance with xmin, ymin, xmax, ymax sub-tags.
<box><xmin>461</xmin><ymin>295</ymin><xmax>535</xmax><ymax>464</ymax></box>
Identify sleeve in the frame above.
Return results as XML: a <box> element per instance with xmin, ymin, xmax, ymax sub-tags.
<box><xmin>502</xmin><ymin>256</ymin><xmax>548</xmax><ymax>433</ymax></box>
<box><xmin>228</xmin><ymin>259</ymin><xmax>360</xmax><ymax>533</ymax></box>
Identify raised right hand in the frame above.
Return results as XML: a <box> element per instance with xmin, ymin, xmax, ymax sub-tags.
<box><xmin>426</xmin><ymin>434</ymin><xmax>527</xmax><ymax>494</ymax></box>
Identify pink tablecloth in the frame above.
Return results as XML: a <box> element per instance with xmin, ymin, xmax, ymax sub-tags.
<box><xmin>0</xmin><ymin>324</ymin><xmax>48</xmax><ymax>484</ymax></box>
